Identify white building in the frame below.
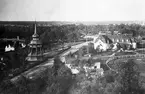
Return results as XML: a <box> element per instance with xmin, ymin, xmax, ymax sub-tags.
<box><xmin>94</xmin><ymin>62</ymin><xmax>101</xmax><ymax>69</ymax></box>
<box><xmin>60</xmin><ymin>56</ymin><xmax>66</xmax><ymax>63</ymax></box>
<box><xmin>94</xmin><ymin>39</ymin><xmax>110</xmax><ymax>51</ymax></box>
<box><xmin>93</xmin><ymin>34</ymin><xmax>135</xmax><ymax>51</ymax></box>
<box><xmin>93</xmin><ymin>35</ymin><xmax>111</xmax><ymax>51</ymax></box>
<box><xmin>5</xmin><ymin>45</ymin><xmax>15</xmax><ymax>52</ymax></box>
<box><xmin>65</xmin><ymin>63</ymin><xmax>80</xmax><ymax>74</ymax></box>
<box><xmin>132</xmin><ymin>42</ymin><xmax>137</xmax><ymax>49</ymax></box>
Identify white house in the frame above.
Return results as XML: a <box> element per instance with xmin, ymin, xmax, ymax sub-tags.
<box><xmin>93</xmin><ymin>35</ymin><xmax>111</xmax><ymax>51</ymax></box>
<box><xmin>132</xmin><ymin>42</ymin><xmax>137</xmax><ymax>49</ymax></box>
<box><xmin>94</xmin><ymin>62</ymin><xmax>101</xmax><ymax>69</ymax></box>
<box><xmin>5</xmin><ymin>45</ymin><xmax>15</xmax><ymax>52</ymax></box>
<box><xmin>65</xmin><ymin>63</ymin><xmax>80</xmax><ymax>74</ymax></box>
<box><xmin>60</xmin><ymin>56</ymin><xmax>66</xmax><ymax>63</ymax></box>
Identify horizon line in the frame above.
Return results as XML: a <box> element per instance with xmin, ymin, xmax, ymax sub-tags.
<box><xmin>0</xmin><ymin>20</ymin><xmax>145</xmax><ymax>22</ymax></box>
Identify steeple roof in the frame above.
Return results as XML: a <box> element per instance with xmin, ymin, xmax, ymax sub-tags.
<box><xmin>29</xmin><ymin>23</ymin><xmax>42</xmax><ymax>45</ymax></box>
<box><xmin>32</xmin><ymin>23</ymin><xmax>39</xmax><ymax>38</ymax></box>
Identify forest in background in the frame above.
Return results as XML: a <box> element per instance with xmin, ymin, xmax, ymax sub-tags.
<box><xmin>0</xmin><ymin>22</ymin><xmax>145</xmax><ymax>45</ymax></box>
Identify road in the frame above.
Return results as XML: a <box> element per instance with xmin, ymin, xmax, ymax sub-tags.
<box><xmin>11</xmin><ymin>58</ymin><xmax>54</xmax><ymax>82</ymax></box>
<box><xmin>11</xmin><ymin>42</ymin><xmax>90</xmax><ymax>82</ymax></box>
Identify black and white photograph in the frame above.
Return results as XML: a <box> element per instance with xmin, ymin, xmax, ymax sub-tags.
<box><xmin>0</xmin><ymin>0</ymin><xmax>145</xmax><ymax>94</ymax></box>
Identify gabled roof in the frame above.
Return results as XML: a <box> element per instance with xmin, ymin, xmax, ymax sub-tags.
<box><xmin>106</xmin><ymin>34</ymin><xmax>132</xmax><ymax>40</ymax></box>
<box><xmin>95</xmin><ymin>34</ymin><xmax>134</xmax><ymax>44</ymax></box>
<box><xmin>94</xmin><ymin>35</ymin><xmax>112</xmax><ymax>44</ymax></box>
<box><xmin>101</xmin><ymin>35</ymin><xmax>113</xmax><ymax>44</ymax></box>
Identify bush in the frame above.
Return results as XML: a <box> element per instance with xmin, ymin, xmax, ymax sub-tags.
<box><xmin>42</xmin><ymin>64</ymin><xmax>74</xmax><ymax>94</ymax></box>
<box><xmin>0</xmin><ymin>79</ymin><xmax>15</xmax><ymax>94</ymax></box>
<box><xmin>105</xmin><ymin>75</ymin><xmax>115</xmax><ymax>83</ymax></box>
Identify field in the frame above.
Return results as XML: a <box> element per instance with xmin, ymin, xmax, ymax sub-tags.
<box><xmin>136</xmin><ymin>49</ymin><xmax>145</xmax><ymax>54</ymax></box>
<box><xmin>114</xmin><ymin>51</ymin><xmax>136</xmax><ymax>56</ymax></box>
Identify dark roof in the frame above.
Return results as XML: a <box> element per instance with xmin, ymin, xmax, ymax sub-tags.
<box><xmin>95</xmin><ymin>35</ymin><xmax>112</xmax><ymax>44</ymax></box>
<box><xmin>102</xmin><ymin>34</ymin><xmax>133</xmax><ymax>43</ymax></box>
<box><xmin>101</xmin><ymin>35</ymin><xmax>113</xmax><ymax>44</ymax></box>
<box><xmin>95</xmin><ymin>34</ymin><xmax>134</xmax><ymax>44</ymax></box>
<box><xmin>107</xmin><ymin>34</ymin><xmax>132</xmax><ymax>40</ymax></box>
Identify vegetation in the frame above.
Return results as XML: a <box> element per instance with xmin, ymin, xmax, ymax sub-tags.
<box><xmin>113</xmin><ymin>59</ymin><xmax>145</xmax><ymax>94</ymax></box>
<box><xmin>1</xmin><ymin>22</ymin><xmax>145</xmax><ymax>93</ymax></box>
<box><xmin>1</xmin><ymin>53</ymin><xmax>145</xmax><ymax>94</ymax></box>
<box><xmin>0</xmin><ymin>57</ymin><xmax>74</xmax><ymax>94</ymax></box>
<box><xmin>1</xmin><ymin>23</ymin><xmax>145</xmax><ymax>45</ymax></box>
<box><xmin>69</xmin><ymin>59</ymin><xmax>145</xmax><ymax>94</ymax></box>
<box><xmin>114</xmin><ymin>51</ymin><xmax>136</xmax><ymax>56</ymax></box>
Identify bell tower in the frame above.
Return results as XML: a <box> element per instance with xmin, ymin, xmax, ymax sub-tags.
<box><xmin>26</xmin><ymin>23</ymin><xmax>43</xmax><ymax>62</ymax></box>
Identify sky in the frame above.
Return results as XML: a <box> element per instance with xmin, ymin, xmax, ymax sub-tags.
<box><xmin>0</xmin><ymin>0</ymin><xmax>145</xmax><ymax>21</ymax></box>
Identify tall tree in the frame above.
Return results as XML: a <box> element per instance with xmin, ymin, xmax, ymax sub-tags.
<box><xmin>117</xmin><ymin>59</ymin><xmax>143</xmax><ymax>94</ymax></box>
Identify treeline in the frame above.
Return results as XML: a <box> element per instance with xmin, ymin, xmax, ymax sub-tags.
<box><xmin>1</xmin><ymin>23</ymin><xmax>145</xmax><ymax>45</ymax></box>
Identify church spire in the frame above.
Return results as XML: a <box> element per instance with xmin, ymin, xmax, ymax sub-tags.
<box><xmin>32</xmin><ymin>20</ymin><xmax>39</xmax><ymax>38</ymax></box>
<box><xmin>26</xmin><ymin>19</ymin><xmax>43</xmax><ymax>62</ymax></box>
<box><xmin>34</xmin><ymin>22</ymin><xmax>37</xmax><ymax>35</ymax></box>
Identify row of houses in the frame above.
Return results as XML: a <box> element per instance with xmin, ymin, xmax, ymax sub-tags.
<box><xmin>85</xmin><ymin>32</ymin><xmax>137</xmax><ymax>51</ymax></box>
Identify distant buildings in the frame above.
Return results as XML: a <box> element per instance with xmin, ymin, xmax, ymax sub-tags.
<box><xmin>92</xmin><ymin>32</ymin><xmax>136</xmax><ymax>51</ymax></box>
<box><xmin>0</xmin><ymin>36</ymin><xmax>25</xmax><ymax>52</ymax></box>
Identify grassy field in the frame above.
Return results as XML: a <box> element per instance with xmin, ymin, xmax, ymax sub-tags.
<box><xmin>136</xmin><ymin>50</ymin><xmax>145</xmax><ymax>54</ymax></box>
<box><xmin>92</xmin><ymin>51</ymin><xmax>114</xmax><ymax>57</ymax></box>
<box><xmin>114</xmin><ymin>51</ymin><xmax>136</xmax><ymax>56</ymax></box>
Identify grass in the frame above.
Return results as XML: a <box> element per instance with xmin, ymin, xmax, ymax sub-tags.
<box><xmin>92</xmin><ymin>51</ymin><xmax>114</xmax><ymax>56</ymax></box>
<box><xmin>114</xmin><ymin>51</ymin><xmax>136</xmax><ymax>56</ymax></box>
<box><xmin>136</xmin><ymin>50</ymin><xmax>145</xmax><ymax>54</ymax></box>
<box><xmin>137</xmin><ymin>63</ymin><xmax>145</xmax><ymax>72</ymax></box>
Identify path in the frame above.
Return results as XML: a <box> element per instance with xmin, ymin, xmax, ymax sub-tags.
<box><xmin>106</xmin><ymin>53</ymin><xmax>145</xmax><ymax>72</ymax></box>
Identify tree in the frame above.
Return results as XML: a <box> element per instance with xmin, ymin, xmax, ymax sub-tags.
<box><xmin>52</xmin><ymin>56</ymin><xmax>63</xmax><ymax>76</ymax></box>
<box><xmin>44</xmin><ymin>64</ymin><xmax>73</xmax><ymax>94</ymax></box>
<box><xmin>117</xmin><ymin>59</ymin><xmax>143</xmax><ymax>94</ymax></box>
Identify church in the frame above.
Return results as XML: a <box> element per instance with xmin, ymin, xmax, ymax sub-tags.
<box><xmin>26</xmin><ymin>23</ymin><xmax>44</xmax><ymax>62</ymax></box>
